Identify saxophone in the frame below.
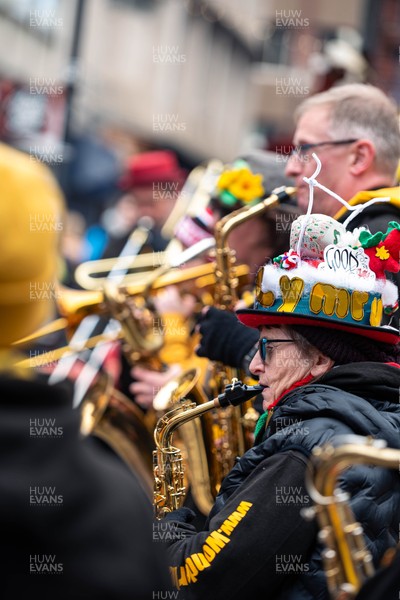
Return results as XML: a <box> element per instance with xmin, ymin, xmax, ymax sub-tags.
<box><xmin>303</xmin><ymin>435</ymin><xmax>400</xmax><ymax>600</ymax></box>
<box><xmin>209</xmin><ymin>186</ymin><xmax>296</xmax><ymax>481</ymax></box>
<box><xmin>82</xmin><ymin>239</ymin><xmax>225</xmax><ymax>500</ymax></box>
<box><xmin>153</xmin><ymin>378</ymin><xmax>264</xmax><ymax>519</ymax></box>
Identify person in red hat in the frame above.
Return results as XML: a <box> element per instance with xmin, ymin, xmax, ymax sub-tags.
<box><xmin>158</xmin><ymin>213</ymin><xmax>400</xmax><ymax>600</ymax></box>
<box><xmin>103</xmin><ymin>149</ymin><xmax>187</xmax><ymax>257</ymax></box>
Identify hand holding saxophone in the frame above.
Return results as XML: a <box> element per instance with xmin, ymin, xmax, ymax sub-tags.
<box><xmin>153</xmin><ymin>285</ymin><xmax>197</xmax><ymax>319</ymax></box>
<box><xmin>130</xmin><ymin>363</ymin><xmax>183</xmax><ymax>409</ymax></box>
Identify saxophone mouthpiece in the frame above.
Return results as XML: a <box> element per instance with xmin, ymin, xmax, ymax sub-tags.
<box><xmin>217</xmin><ymin>379</ymin><xmax>265</xmax><ymax>408</ymax></box>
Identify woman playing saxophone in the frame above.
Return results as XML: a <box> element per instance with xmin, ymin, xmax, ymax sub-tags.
<box><xmin>157</xmin><ymin>211</ymin><xmax>400</xmax><ymax>600</ymax></box>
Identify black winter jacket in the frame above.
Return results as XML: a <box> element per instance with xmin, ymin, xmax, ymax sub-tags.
<box><xmin>164</xmin><ymin>362</ymin><xmax>400</xmax><ymax>600</ymax></box>
<box><xmin>0</xmin><ymin>370</ymin><xmax>171</xmax><ymax>599</ymax></box>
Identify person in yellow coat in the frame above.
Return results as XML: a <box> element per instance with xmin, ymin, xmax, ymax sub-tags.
<box><xmin>0</xmin><ymin>142</ymin><xmax>170</xmax><ymax>599</ymax></box>
<box><xmin>0</xmin><ymin>142</ymin><xmax>64</xmax><ymax>349</ymax></box>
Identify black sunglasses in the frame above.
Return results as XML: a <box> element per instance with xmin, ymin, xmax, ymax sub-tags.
<box><xmin>258</xmin><ymin>338</ymin><xmax>294</xmax><ymax>362</ymax></box>
<box><xmin>290</xmin><ymin>138</ymin><xmax>358</xmax><ymax>157</ymax></box>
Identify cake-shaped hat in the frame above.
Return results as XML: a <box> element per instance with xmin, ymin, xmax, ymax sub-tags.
<box><xmin>237</xmin><ymin>154</ymin><xmax>400</xmax><ymax>345</ymax></box>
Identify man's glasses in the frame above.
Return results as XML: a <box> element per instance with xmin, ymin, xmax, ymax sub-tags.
<box><xmin>290</xmin><ymin>138</ymin><xmax>358</xmax><ymax>158</ymax></box>
<box><xmin>258</xmin><ymin>338</ymin><xmax>294</xmax><ymax>363</ymax></box>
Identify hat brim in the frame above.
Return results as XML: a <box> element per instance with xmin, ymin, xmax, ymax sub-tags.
<box><xmin>236</xmin><ymin>309</ymin><xmax>400</xmax><ymax>345</ymax></box>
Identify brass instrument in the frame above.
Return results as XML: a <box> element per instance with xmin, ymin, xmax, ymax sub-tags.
<box><xmin>161</xmin><ymin>159</ymin><xmax>224</xmax><ymax>239</ymax></box>
<box><xmin>75</xmin><ymin>159</ymin><xmax>224</xmax><ymax>291</ymax></box>
<box><xmin>213</xmin><ymin>186</ymin><xmax>296</xmax><ymax>310</ymax></box>
<box><xmin>303</xmin><ymin>435</ymin><xmax>400</xmax><ymax>600</ymax></box>
<box><xmin>75</xmin><ymin>252</ymin><xmax>170</xmax><ymax>290</ymax></box>
<box><xmin>153</xmin><ymin>378</ymin><xmax>264</xmax><ymax>519</ymax></box>
<box><xmin>208</xmin><ymin>186</ymin><xmax>297</xmax><ymax>481</ymax></box>
<box><xmin>152</xmin><ymin>368</ymin><xmax>216</xmax><ymax>515</ymax></box>
<box><xmin>14</xmin><ymin>260</ymin><xmax>251</xmax><ymax>368</ymax></box>
<box><xmin>53</xmin><ymin>244</ymin><xmax>225</xmax><ymax>496</ymax></box>
<box><xmin>80</xmin><ymin>371</ymin><xmax>155</xmax><ymax>496</ymax></box>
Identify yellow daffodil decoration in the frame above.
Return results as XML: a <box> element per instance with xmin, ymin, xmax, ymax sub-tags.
<box><xmin>217</xmin><ymin>164</ymin><xmax>265</xmax><ymax>207</ymax></box>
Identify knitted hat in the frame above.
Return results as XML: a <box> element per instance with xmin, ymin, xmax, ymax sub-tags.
<box><xmin>119</xmin><ymin>150</ymin><xmax>187</xmax><ymax>190</ymax></box>
<box><xmin>292</xmin><ymin>325</ymin><xmax>399</xmax><ymax>364</ymax></box>
<box><xmin>0</xmin><ymin>143</ymin><xmax>65</xmax><ymax>347</ymax></box>
<box><xmin>237</xmin><ymin>212</ymin><xmax>400</xmax><ymax>346</ymax></box>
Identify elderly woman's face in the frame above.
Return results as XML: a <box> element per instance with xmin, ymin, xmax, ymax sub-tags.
<box><xmin>249</xmin><ymin>326</ymin><xmax>325</xmax><ymax>411</ymax></box>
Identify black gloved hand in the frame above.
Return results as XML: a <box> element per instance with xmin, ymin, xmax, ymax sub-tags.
<box><xmin>196</xmin><ymin>307</ymin><xmax>259</xmax><ymax>368</ymax></box>
<box><xmin>162</xmin><ymin>507</ymin><xmax>196</xmax><ymax>523</ymax></box>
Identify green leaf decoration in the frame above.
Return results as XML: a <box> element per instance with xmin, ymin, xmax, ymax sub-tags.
<box><xmin>359</xmin><ymin>230</ymin><xmax>384</xmax><ymax>248</ymax></box>
<box><xmin>385</xmin><ymin>221</ymin><xmax>400</xmax><ymax>236</ymax></box>
<box><xmin>220</xmin><ymin>190</ymin><xmax>238</xmax><ymax>207</ymax></box>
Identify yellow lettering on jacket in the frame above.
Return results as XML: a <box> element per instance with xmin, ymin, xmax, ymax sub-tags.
<box><xmin>185</xmin><ymin>557</ymin><xmax>198</xmax><ymax>583</ymax></box>
<box><xmin>219</xmin><ymin>521</ymin><xmax>234</xmax><ymax>535</ymax></box>
<box><xmin>192</xmin><ymin>553</ymin><xmax>210</xmax><ymax>571</ymax></box>
<box><xmin>205</xmin><ymin>530</ymin><xmax>230</xmax><ymax>553</ymax></box>
<box><xmin>202</xmin><ymin>544</ymin><xmax>216</xmax><ymax>562</ymax></box>
<box><xmin>170</xmin><ymin>500</ymin><xmax>253</xmax><ymax>589</ymax></box>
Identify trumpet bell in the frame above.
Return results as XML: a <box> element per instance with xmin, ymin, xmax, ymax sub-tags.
<box><xmin>57</xmin><ymin>286</ymin><xmax>105</xmax><ymax>326</ymax></box>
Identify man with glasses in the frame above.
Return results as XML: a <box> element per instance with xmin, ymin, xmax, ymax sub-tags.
<box><xmin>197</xmin><ymin>85</ymin><xmax>400</xmax><ymax>369</ymax></box>
<box><xmin>285</xmin><ymin>83</ymin><xmax>400</xmax><ymax>230</ymax></box>
<box><xmin>285</xmin><ymin>84</ymin><xmax>400</xmax><ymax>328</ymax></box>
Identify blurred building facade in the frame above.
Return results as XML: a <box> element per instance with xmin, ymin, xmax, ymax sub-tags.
<box><xmin>0</xmin><ymin>0</ymin><xmax>398</xmax><ymax>165</ymax></box>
